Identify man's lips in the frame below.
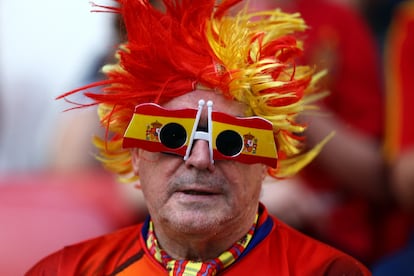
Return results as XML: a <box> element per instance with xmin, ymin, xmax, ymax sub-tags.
<box><xmin>175</xmin><ymin>186</ymin><xmax>221</xmax><ymax>196</ymax></box>
<box><xmin>181</xmin><ymin>190</ymin><xmax>217</xmax><ymax>195</ymax></box>
<box><xmin>170</xmin><ymin>185</ymin><xmax>224</xmax><ymax>205</ymax></box>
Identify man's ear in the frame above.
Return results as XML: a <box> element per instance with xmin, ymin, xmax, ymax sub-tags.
<box><xmin>131</xmin><ymin>148</ymin><xmax>140</xmax><ymax>175</ymax></box>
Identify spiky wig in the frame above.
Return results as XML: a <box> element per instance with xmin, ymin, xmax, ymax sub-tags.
<box><xmin>59</xmin><ymin>0</ymin><xmax>330</xmax><ymax>183</ymax></box>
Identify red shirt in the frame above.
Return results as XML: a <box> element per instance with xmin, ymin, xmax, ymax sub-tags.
<box><xmin>26</xmin><ymin>205</ymin><xmax>370</xmax><ymax>275</ymax></box>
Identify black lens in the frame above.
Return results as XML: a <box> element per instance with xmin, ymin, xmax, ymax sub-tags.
<box><xmin>159</xmin><ymin>123</ymin><xmax>187</xmax><ymax>149</ymax></box>
<box><xmin>216</xmin><ymin>130</ymin><xmax>243</xmax><ymax>156</ymax></box>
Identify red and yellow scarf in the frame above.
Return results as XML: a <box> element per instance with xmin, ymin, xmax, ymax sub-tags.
<box><xmin>146</xmin><ymin>213</ymin><xmax>258</xmax><ymax>276</ymax></box>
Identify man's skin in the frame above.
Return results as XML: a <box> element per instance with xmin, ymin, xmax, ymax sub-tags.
<box><xmin>132</xmin><ymin>89</ymin><xmax>267</xmax><ymax>261</ymax></box>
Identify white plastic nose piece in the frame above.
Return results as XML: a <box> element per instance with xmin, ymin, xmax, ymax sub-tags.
<box><xmin>183</xmin><ymin>99</ymin><xmax>214</xmax><ymax>164</ymax></box>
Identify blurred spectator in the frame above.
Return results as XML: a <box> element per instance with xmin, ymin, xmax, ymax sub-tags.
<box><xmin>372</xmin><ymin>1</ymin><xmax>414</xmax><ymax>274</ymax></box>
<box><xmin>360</xmin><ymin>0</ymin><xmax>405</xmax><ymax>49</ymax></box>
<box><xmin>250</xmin><ymin>0</ymin><xmax>409</xmax><ymax>265</ymax></box>
<box><xmin>382</xmin><ymin>0</ymin><xmax>414</xmax><ymax>162</ymax></box>
<box><xmin>48</xmin><ymin>15</ymin><xmax>125</xmax><ymax>171</ymax></box>
<box><xmin>0</xmin><ymin>2</ymin><xmax>144</xmax><ymax>275</ymax></box>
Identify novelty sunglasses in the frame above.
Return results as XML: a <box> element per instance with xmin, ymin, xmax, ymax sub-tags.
<box><xmin>123</xmin><ymin>100</ymin><xmax>278</xmax><ymax>167</ymax></box>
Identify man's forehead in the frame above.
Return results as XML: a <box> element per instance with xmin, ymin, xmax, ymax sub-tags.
<box><xmin>162</xmin><ymin>90</ymin><xmax>247</xmax><ymax>117</ymax></box>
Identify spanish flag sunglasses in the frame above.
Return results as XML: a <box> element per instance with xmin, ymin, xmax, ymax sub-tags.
<box><xmin>123</xmin><ymin>100</ymin><xmax>278</xmax><ymax>167</ymax></box>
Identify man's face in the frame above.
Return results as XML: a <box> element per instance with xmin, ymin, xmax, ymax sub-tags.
<box><xmin>132</xmin><ymin>90</ymin><xmax>266</xmax><ymax>236</ymax></box>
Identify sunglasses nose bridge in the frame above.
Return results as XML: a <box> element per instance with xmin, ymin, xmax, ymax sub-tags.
<box><xmin>183</xmin><ymin>99</ymin><xmax>214</xmax><ymax>164</ymax></box>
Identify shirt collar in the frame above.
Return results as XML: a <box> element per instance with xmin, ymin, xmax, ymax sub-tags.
<box><xmin>146</xmin><ymin>212</ymin><xmax>259</xmax><ymax>276</ymax></box>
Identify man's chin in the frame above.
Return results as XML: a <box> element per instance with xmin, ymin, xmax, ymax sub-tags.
<box><xmin>163</xmin><ymin>208</ymin><xmax>230</xmax><ymax>234</ymax></box>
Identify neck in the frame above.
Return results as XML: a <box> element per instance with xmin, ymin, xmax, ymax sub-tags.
<box><xmin>152</xmin><ymin>210</ymin><xmax>257</xmax><ymax>261</ymax></box>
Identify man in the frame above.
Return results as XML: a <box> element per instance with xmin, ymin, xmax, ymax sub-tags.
<box><xmin>27</xmin><ymin>0</ymin><xmax>370</xmax><ymax>274</ymax></box>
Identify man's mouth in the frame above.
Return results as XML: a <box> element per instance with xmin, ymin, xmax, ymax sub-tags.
<box><xmin>182</xmin><ymin>190</ymin><xmax>216</xmax><ymax>196</ymax></box>
<box><xmin>172</xmin><ymin>186</ymin><xmax>223</xmax><ymax>204</ymax></box>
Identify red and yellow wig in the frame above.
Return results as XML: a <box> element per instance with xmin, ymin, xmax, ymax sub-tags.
<box><xmin>59</xmin><ymin>0</ymin><xmax>330</xmax><ymax>182</ymax></box>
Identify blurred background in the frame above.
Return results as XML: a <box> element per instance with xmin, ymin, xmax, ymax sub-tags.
<box><xmin>0</xmin><ymin>1</ymin><xmax>146</xmax><ymax>274</ymax></box>
<box><xmin>0</xmin><ymin>0</ymin><xmax>114</xmax><ymax>172</ymax></box>
<box><xmin>0</xmin><ymin>0</ymin><xmax>412</xmax><ymax>275</ymax></box>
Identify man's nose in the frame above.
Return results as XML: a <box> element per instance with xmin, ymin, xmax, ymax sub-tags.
<box><xmin>184</xmin><ymin>139</ymin><xmax>215</xmax><ymax>172</ymax></box>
